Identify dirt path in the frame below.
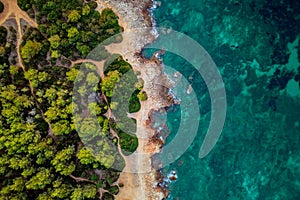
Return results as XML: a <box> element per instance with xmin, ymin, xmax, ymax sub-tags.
<box><xmin>0</xmin><ymin>0</ymin><xmax>38</xmax><ymax>70</ymax></box>
<box><xmin>0</xmin><ymin>0</ymin><xmax>37</xmax><ymax>28</ymax></box>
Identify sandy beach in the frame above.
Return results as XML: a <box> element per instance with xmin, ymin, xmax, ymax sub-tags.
<box><xmin>97</xmin><ymin>0</ymin><xmax>172</xmax><ymax>199</ymax></box>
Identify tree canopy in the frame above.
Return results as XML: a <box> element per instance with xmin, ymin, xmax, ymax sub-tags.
<box><xmin>0</xmin><ymin>0</ymin><xmax>146</xmax><ymax>199</ymax></box>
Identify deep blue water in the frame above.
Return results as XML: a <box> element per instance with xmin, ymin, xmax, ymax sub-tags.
<box><xmin>144</xmin><ymin>1</ymin><xmax>300</xmax><ymax>199</ymax></box>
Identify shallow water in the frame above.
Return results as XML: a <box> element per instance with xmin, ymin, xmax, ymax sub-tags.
<box><xmin>144</xmin><ymin>0</ymin><xmax>300</xmax><ymax>199</ymax></box>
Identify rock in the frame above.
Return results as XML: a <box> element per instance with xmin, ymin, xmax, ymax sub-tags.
<box><xmin>187</xmin><ymin>84</ymin><xmax>193</xmax><ymax>94</ymax></box>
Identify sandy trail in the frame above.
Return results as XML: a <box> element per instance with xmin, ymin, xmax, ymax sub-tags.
<box><xmin>0</xmin><ymin>0</ymin><xmax>37</xmax><ymax>28</ymax></box>
<box><xmin>97</xmin><ymin>0</ymin><xmax>171</xmax><ymax>199</ymax></box>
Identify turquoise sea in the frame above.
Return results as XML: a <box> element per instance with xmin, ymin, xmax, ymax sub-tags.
<box><xmin>144</xmin><ymin>0</ymin><xmax>300</xmax><ymax>199</ymax></box>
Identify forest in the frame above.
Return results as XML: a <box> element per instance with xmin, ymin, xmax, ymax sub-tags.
<box><xmin>0</xmin><ymin>0</ymin><xmax>146</xmax><ymax>199</ymax></box>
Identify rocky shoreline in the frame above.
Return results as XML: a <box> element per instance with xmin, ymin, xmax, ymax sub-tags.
<box><xmin>97</xmin><ymin>0</ymin><xmax>173</xmax><ymax>199</ymax></box>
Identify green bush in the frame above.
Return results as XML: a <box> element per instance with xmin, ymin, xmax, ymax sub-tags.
<box><xmin>0</xmin><ymin>1</ymin><xmax>4</xmax><ymax>13</ymax></box>
<box><xmin>137</xmin><ymin>91</ymin><xmax>147</xmax><ymax>101</ymax></box>
<box><xmin>118</xmin><ymin>131</ymin><xmax>138</xmax><ymax>156</ymax></box>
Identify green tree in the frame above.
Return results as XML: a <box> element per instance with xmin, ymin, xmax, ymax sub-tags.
<box><xmin>110</xmin><ymin>101</ymin><xmax>118</xmax><ymax>110</ymax></box>
<box><xmin>51</xmin><ymin>146</ymin><xmax>76</xmax><ymax>176</ymax></box>
<box><xmin>86</xmin><ymin>72</ymin><xmax>99</xmax><ymax>86</ymax></box>
<box><xmin>101</xmin><ymin>70</ymin><xmax>120</xmax><ymax>97</ymax></box>
<box><xmin>78</xmin><ymin>117</ymin><xmax>98</xmax><ymax>140</ymax></box>
<box><xmin>137</xmin><ymin>91</ymin><xmax>147</xmax><ymax>101</ymax></box>
<box><xmin>21</xmin><ymin>40</ymin><xmax>42</xmax><ymax>62</ymax></box>
<box><xmin>68</xmin><ymin>10</ymin><xmax>81</xmax><ymax>22</ymax></box>
<box><xmin>88</xmin><ymin>102</ymin><xmax>102</xmax><ymax>115</ymax></box>
<box><xmin>82</xmin><ymin>4</ymin><xmax>90</xmax><ymax>16</ymax></box>
<box><xmin>50</xmin><ymin>50</ymin><xmax>60</xmax><ymax>58</ymax></box>
<box><xmin>9</xmin><ymin>65</ymin><xmax>20</xmax><ymax>76</ymax></box>
<box><xmin>77</xmin><ymin>147</ymin><xmax>96</xmax><ymax>165</ymax></box>
<box><xmin>26</xmin><ymin>168</ymin><xmax>52</xmax><ymax>190</ymax></box>
<box><xmin>52</xmin><ymin>120</ymin><xmax>73</xmax><ymax>135</ymax></box>
<box><xmin>37</xmin><ymin>192</ymin><xmax>52</xmax><ymax>200</ymax></box>
<box><xmin>50</xmin><ymin>182</ymin><xmax>73</xmax><ymax>199</ymax></box>
<box><xmin>66</xmin><ymin>68</ymin><xmax>80</xmax><ymax>82</ymax></box>
<box><xmin>24</xmin><ymin>68</ymin><xmax>38</xmax><ymax>80</ymax></box>
<box><xmin>67</xmin><ymin>27</ymin><xmax>79</xmax><ymax>39</ymax></box>
<box><xmin>76</xmin><ymin>44</ymin><xmax>90</xmax><ymax>57</ymax></box>
<box><xmin>0</xmin><ymin>46</ymin><xmax>6</xmax><ymax>56</ymax></box>
<box><xmin>48</xmin><ymin>34</ymin><xmax>60</xmax><ymax>49</ymax></box>
<box><xmin>71</xmin><ymin>185</ymin><xmax>97</xmax><ymax>200</ymax></box>
<box><xmin>44</xmin><ymin>87</ymin><xmax>57</xmax><ymax>102</ymax></box>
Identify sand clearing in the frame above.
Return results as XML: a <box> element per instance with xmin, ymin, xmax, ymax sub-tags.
<box><xmin>97</xmin><ymin>0</ymin><xmax>171</xmax><ymax>199</ymax></box>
